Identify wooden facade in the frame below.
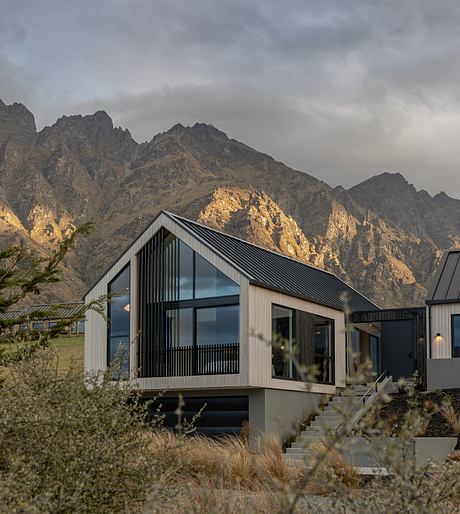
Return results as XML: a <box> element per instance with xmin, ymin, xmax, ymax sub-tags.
<box><xmin>429</xmin><ymin>303</ymin><xmax>460</xmax><ymax>359</ymax></box>
<box><xmin>85</xmin><ymin>212</ymin><xmax>344</xmax><ymax>396</ymax></box>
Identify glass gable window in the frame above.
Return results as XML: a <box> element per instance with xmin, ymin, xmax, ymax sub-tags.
<box><xmin>195</xmin><ymin>254</ymin><xmax>240</xmax><ymax>298</ymax></box>
<box><xmin>138</xmin><ymin>228</ymin><xmax>240</xmax><ymax>378</ymax></box>
<box><xmin>108</xmin><ymin>265</ymin><xmax>130</xmax><ymax>378</ymax></box>
<box><xmin>272</xmin><ymin>304</ymin><xmax>334</xmax><ymax>384</ymax></box>
<box><xmin>453</xmin><ymin>315</ymin><xmax>460</xmax><ymax>358</ymax></box>
<box><xmin>165</xmin><ymin>308</ymin><xmax>193</xmax><ymax>348</ymax></box>
<box><xmin>196</xmin><ymin>306</ymin><xmax>239</xmax><ymax>346</ymax></box>
<box><xmin>160</xmin><ymin>232</ymin><xmax>239</xmax><ymax>301</ymax></box>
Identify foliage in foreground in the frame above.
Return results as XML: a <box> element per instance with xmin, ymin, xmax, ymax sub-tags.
<box><xmin>1</xmin><ymin>349</ymin><xmax>460</xmax><ymax>514</ymax></box>
<box><xmin>0</xmin><ymin>352</ymin><xmax>166</xmax><ymax>514</ymax></box>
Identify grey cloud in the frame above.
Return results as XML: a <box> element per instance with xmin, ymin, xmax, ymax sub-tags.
<box><xmin>1</xmin><ymin>0</ymin><xmax>460</xmax><ymax>198</ymax></box>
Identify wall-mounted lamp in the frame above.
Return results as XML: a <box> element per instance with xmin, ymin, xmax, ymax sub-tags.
<box><xmin>434</xmin><ymin>333</ymin><xmax>444</xmax><ymax>344</ymax></box>
<box><xmin>123</xmin><ymin>303</ymin><xmax>130</xmax><ymax>312</ymax></box>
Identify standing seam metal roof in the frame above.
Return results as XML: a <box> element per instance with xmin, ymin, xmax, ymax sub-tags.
<box><xmin>426</xmin><ymin>250</ymin><xmax>460</xmax><ymax>304</ymax></box>
<box><xmin>168</xmin><ymin>212</ymin><xmax>378</xmax><ymax>312</ymax></box>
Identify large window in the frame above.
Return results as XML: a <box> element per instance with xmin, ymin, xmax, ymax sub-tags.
<box><xmin>453</xmin><ymin>315</ymin><xmax>460</xmax><ymax>358</ymax></box>
<box><xmin>272</xmin><ymin>304</ymin><xmax>334</xmax><ymax>384</ymax></box>
<box><xmin>138</xmin><ymin>229</ymin><xmax>240</xmax><ymax>377</ymax></box>
<box><xmin>272</xmin><ymin>306</ymin><xmax>295</xmax><ymax>378</ymax></box>
<box><xmin>108</xmin><ymin>265</ymin><xmax>130</xmax><ymax>377</ymax></box>
<box><xmin>161</xmin><ymin>232</ymin><xmax>239</xmax><ymax>301</ymax></box>
<box><xmin>195</xmin><ymin>254</ymin><xmax>240</xmax><ymax>298</ymax></box>
<box><xmin>196</xmin><ymin>306</ymin><xmax>239</xmax><ymax>346</ymax></box>
<box><xmin>165</xmin><ymin>308</ymin><xmax>193</xmax><ymax>348</ymax></box>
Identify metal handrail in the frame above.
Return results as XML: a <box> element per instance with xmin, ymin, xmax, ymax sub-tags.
<box><xmin>360</xmin><ymin>368</ymin><xmax>389</xmax><ymax>404</ymax></box>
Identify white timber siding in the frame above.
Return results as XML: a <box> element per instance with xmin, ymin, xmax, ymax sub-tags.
<box><xmin>247</xmin><ymin>285</ymin><xmax>345</xmax><ymax>394</ymax></box>
<box><xmin>85</xmin><ymin>213</ymin><xmax>250</xmax><ymax>389</ymax></box>
<box><xmin>429</xmin><ymin>303</ymin><xmax>460</xmax><ymax>359</ymax></box>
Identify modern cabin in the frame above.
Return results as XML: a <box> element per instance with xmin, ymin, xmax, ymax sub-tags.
<box><xmin>84</xmin><ymin>211</ymin><xmax>378</xmax><ymax>437</ymax></box>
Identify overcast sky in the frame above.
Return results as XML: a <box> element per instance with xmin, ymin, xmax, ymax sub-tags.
<box><xmin>1</xmin><ymin>0</ymin><xmax>460</xmax><ymax>198</ymax></box>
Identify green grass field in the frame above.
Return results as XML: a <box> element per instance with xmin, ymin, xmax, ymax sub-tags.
<box><xmin>51</xmin><ymin>335</ymin><xmax>84</xmax><ymax>373</ymax></box>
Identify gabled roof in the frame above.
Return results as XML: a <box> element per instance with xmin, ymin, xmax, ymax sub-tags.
<box><xmin>167</xmin><ymin>212</ymin><xmax>378</xmax><ymax>312</ymax></box>
<box><xmin>426</xmin><ymin>249</ymin><xmax>460</xmax><ymax>305</ymax></box>
<box><xmin>21</xmin><ymin>303</ymin><xmax>85</xmax><ymax>320</ymax></box>
<box><xmin>0</xmin><ymin>310</ymin><xmax>22</xmax><ymax>321</ymax></box>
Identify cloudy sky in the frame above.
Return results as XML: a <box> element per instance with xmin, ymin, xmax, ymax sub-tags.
<box><xmin>1</xmin><ymin>0</ymin><xmax>460</xmax><ymax>197</ymax></box>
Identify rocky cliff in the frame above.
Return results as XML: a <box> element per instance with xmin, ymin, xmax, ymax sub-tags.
<box><xmin>1</xmin><ymin>100</ymin><xmax>458</xmax><ymax>307</ymax></box>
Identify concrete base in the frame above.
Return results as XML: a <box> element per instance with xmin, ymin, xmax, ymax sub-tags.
<box><xmin>414</xmin><ymin>437</ymin><xmax>457</xmax><ymax>467</ymax></box>
<box><xmin>249</xmin><ymin>388</ymin><xmax>325</xmax><ymax>441</ymax></box>
<box><xmin>341</xmin><ymin>436</ymin><xmax>457</xmax><ymax>469</ymax></box>
<box><xmin>143</xmin><ymin>387</ymin><xmax>326</xmax><ymax>441</ymax></box>
<box><xmin>427</xmin><ymin>358</ymin><xmax>460</xmax><ymax>390</ymax></box>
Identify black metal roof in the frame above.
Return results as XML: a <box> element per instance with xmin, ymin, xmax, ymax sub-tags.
<box><xmin>168</xmin><ymin>212</ymin><xmax>378</xmax><ymax>312</ymax></box>
<box><xmin>21</xmin><ymin>303</ymin><xmax>85</xmax><ymax>320</ymax></box>
<box><xmin>426</xmin><ymin>250</ymin><xmax>460</xmax><ymax>305</ymax></box>
<box><xmin>0</xmin><ymin>310</ymin><xmax>22</xmax><ymax>321</ymax></box>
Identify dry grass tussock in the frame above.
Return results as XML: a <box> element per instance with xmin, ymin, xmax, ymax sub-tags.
<box><xmin>147</xmin><ymin>430</ymin><xmax>302</xmax><ymax>490</ymax></box>
<box><xmin>442</xmin><ymin>403</ymin><xmax>460</xmax><ymax>433</ymax></box>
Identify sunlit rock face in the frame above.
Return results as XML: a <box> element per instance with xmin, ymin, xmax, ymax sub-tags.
<box><xmin>0</xmin><ymin>100</ymin><xmax>459</xmax><ymax>306</ymax></box>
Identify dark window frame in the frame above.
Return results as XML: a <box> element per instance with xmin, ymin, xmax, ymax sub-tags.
<box><xmin>107</xmin><ymin>264</ymin><xmax>131</xmax><ymax>370</ymax></box>
<box><xmin>163</xmin><ymin>297</ymin><xmax>240</xmax><ymax>350</ymax></box>
<box><xmin>271</xmin><ymin>303</ymin><xmax>335</xmax><ymax>385</ymax></box>
<box><xmin>452</xmin><ymin>314</ymin><xmax>460</xmax><ymax>358</ymax></box>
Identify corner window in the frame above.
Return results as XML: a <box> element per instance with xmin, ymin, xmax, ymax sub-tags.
<box><xmin>108</xmin><ymin>265</ymin><xmax>130</xmax><ymax>377</ymax></box>
<box><xmin>453</xmin><ymin>315</ymin><xmax>460</xmax><ymax>358</ymax></box>
<box><xmin>272</xmin><ymin>304</ymin><xmax>334</xmax><ymax>384</ymax></box>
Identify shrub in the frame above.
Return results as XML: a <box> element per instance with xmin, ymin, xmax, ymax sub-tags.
<box><xmin>0</xmin><ymin>351</ymin><xmax>167</xmax><ymax>513</ymax></box>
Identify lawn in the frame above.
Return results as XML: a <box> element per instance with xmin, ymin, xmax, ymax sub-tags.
<box><xmin>51</xmin><ymin>335</ymin><xmax>84</xmax><ymax>373</ymax></box>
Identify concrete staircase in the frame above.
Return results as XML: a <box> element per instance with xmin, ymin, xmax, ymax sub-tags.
<box><xmin>285</xmin><ymin>377</ymin><xmax>393</xmax><ymax>464</ymax></box>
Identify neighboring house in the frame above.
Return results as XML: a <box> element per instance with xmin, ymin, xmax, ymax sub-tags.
<box><xmin>84</xmin><ymin>211</ymin><xmax>378</xmax><ymax>436</ymax></box>
<box><xmin>0</xmin><ymin>303</ymin><xmax>86</xmax><ymax>334</ymax></box>
<box><xmin>426</xmin><ymin>249</ymin><xmax>460</xmax><ymax>390</ymax></box>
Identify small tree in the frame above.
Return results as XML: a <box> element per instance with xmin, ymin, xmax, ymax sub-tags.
<box><xmin>0</xmin><ymin>224</ymin><xmax>104</xmax><ymax>365</ymax></box>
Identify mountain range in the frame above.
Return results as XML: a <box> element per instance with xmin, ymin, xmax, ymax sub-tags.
<box><xmin>1</xmin><ymin>99</ymin><xmax>459</xmax><ymax>307</ymax></box>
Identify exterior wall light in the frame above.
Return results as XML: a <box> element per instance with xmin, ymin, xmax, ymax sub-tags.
<box><xmin>434</xmin><ymin>333</ymin><xmax>444</xmax><ymax>344</ymax></box>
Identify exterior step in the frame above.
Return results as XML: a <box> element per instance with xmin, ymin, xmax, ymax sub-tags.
<box><xmin>285</xmin><ymin>377</ymin><xmax>393</xmax><ymax>463</ymax></box>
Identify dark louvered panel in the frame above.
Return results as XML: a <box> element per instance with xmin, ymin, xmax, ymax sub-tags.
<box><xmin>145</xmin><ymin>395</ymin><xmax>249</xmax><ymax>436</ymax></box>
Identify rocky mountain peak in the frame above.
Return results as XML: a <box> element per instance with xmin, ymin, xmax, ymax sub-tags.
<box><xmin>0</xmin><ymin>100</ymin><xmax>37</xmax><ymax>140</ymax></box>
<box><xmin>189</xmin><ymin>122</ymin><xmax>229</xmax><ymax>139</ymax></box>
<box><xmin>0</xmin><ymin>101</ymin><xmax>458</xmax><ymax>307</ymax></box>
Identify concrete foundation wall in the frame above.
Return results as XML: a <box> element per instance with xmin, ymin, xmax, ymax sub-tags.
<box><xmin>249</xmin><ymin>388</ymin><xmax>325</xmax><ymax>440</ymax></box>
<box><xmin>427</xmin><ymin>358</ymin><xmax>460</xmax><ymax>390</ymax></box>
<box><xmin>341</xmin><ymin>436</ymin><xmax>457</xmax><ymax>468</ymax></box>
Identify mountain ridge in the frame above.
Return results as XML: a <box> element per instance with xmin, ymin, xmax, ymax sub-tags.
<box><xmin>0</xmin><ymin>99</ymin><xmax>458</xmax><ymax>307</ymax></box>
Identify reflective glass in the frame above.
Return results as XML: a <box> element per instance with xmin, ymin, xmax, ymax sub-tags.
<box><xmin>194</xmin><ymin>253</ymin><xmax>239</xmax><ymax>299</ymax></box>
<box><xmin>165</xmin><ymin>308</ymin><xmax>193</xmax><ymax>348</ymax></box>
<box><xmin>453</xmin><ymin>315</ymin><xmax>460</xmax><ymax>358</ymax></box>
<box><xmin>196</xmin><ymin>306</ymin><xmax>239</xmax><ymax>346</ymax></box>
<box><xmin>108</xmin><ymin>265</ymin><xmax>130</xmax><ymax>376</ymax></box>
